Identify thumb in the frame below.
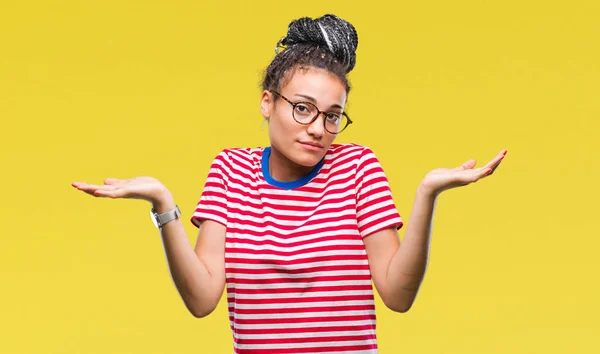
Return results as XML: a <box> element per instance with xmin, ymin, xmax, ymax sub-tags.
<box><xmin>104</xmin><ymin>178</ymin><xmax>121</xmax><ymax>185</ymax></box>
<box><xmin>455</xmin><ymin>159</ymin><xmax>477</xmax><ymax>171</ymax></box>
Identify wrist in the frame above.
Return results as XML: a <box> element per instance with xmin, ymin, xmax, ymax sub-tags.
<box><xmin>152</xmin><ymin>190</ymin><xmax>175</xmax><ymax>214</ymax></box>
<box><xmin>416</xmin><ymin>182</ymin><xmax>439</xmax><ymax>200</ymax></box>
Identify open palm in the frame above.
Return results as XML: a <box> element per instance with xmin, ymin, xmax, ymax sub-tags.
<box><xmin>72</xmin><ymin>176</ymin><xmax>167</xmax><ymax>203</ymax></box>
<box><xmin>421</xmin><ymin>149</ymin><xmax>507</xmax><ymax>195</ymax></box>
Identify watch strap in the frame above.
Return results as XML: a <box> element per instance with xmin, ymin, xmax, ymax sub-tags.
<box><xmin>151</xmin><ymin>205</ymin><xmax>181</xmax><ymax>228</ymax></box>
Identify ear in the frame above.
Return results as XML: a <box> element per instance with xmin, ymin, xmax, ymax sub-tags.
<box><xmin>260</xmin><ymin>90</ymin><xmax>274</xmax><ymax>119</ymax></box>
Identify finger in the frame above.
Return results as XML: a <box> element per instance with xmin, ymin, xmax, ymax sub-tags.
<box><xmin>486</xmin><ymin>150</ymin><xmax>507</xmax><ymax>175</ymax></box>
<box><xmin>464</xmin><ymin>166</ymin><xmax>494</xmax><ymax>183</ymax></box>
<box><xmin>481</xmin><ymin>150</ymin><xmax>507</xmax><ymax>171</ymax></box>
<box><xmin>73</xmin><ymin>183</ymin><xmax>118</xmax><ymax>197</ymax></box>
<box><xmin>72</xmin><ymin>182</ymin><xmax>103</xmax><ymax>191</ymax></box>
<box><xmin>93</xmin><ymin>186</ymin><xmax>125</xmax><ymax>198</ymax></box>
<box><xmin>487</xmin><ymin>159</ymin><xmax>503</xmax><ymax>176</ymax></box>
<box><xmin>478</xmin><ymin>159</ymin><xmax>504</xmax><ymax>179</ymax></box>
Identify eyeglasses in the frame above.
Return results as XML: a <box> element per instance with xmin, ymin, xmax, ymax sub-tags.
<box><xmin>271</xmin><ymin>91</ymin><xmax>353</xmax><ymax>134</ymax></box>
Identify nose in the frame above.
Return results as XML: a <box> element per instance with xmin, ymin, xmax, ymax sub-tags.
<box><xmin>306</xmin><ymin>113</ymin><xmax>325</xmax><ymax>138</ymax></box>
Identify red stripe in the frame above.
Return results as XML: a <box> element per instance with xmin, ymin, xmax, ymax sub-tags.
<box><xmin>229</xmin><ymin>295</ymin><xmax>374</xmax><ymax>305</ymax></box>
<box><xmin>225</xmin><ymin>254</ymin><xmax>368</xmax><ymax>265</ymax></box>
<box><xmin>226</xmin><ymin>225</ymin><xmax>360</xmax><ymax>239</ymax></box>
<box><xmin>236</xmin><ymin>334</ymin><xmax>377</xmax><ymax>345</ymax></box>
<box><xmin>225</xmin><ymin>202</ymin><xmax>357</xmax><ymax>221</ymax></box>
<box><xmin>226</xmin><ymin>264</ymin><xmax>370</xmax><ymax>275</ymax></box>
<box><xmin>227</xmin><ymin>274</ymin><xmax>371</xmax><ymax>285</ymax></box>
<box><xmin>235</xmin><ymin>324</ymin><xmax>375</xmax><ymax>335</ymax></box>
<box><xmin>225</xmin><ymin>234</ymin><xmax>363</xmax><ymax>249</ymax></box>
<box><xmin>228</xmin><ymin>285</ymin><xmax>373</xmax><ymax>295</ymax></box>
<box><xmin>226</xmin><ymin>215</ymin><xmax>359</xmax><ymax>232</ymax></box>
<box><xmin>225</xmin><ymin>244</ymin><xmax>367</xmax><ymax>257</ymax></box>
<box><xmin>230</xmin><ymin>304</ymin><xmax>375</xmax><ymax>315</ymax></box>
<box><xmin>234</xmin><ymin>344</ymin><xmax>377</xmax><ymax>354</ymax></box>
<box><xmin>231</xmin><ymin>314</ymin><xmax>376</xmax><ymax>325</ymax></box>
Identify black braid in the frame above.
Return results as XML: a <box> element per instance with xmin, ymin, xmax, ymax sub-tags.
<box><xmin>262</xmin><ymin>14</ymin><xmax>358</xmax><ymax>94</ymax></box>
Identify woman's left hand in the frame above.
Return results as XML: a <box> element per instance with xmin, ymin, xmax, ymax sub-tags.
<box><xmin>419</xmin><ymin>149</ymin><xmax>507</xmax><ymax>196</ymax></box>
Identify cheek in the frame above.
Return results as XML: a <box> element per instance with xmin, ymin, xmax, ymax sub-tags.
<box><xmin>271</xmin><ymin>113</ymin><xmax>297</xmax><ymax>137</ymax></box>
<box><xmin>268</xmin><ymin>114</ymin><xmax>294</xmax><ymax>148</ymax></box>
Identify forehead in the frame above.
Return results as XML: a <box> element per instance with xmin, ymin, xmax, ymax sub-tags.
<box><xmin>280</xmin><ymin>67</ymin><xmax>347</xmax><ymax>107</ymax></box>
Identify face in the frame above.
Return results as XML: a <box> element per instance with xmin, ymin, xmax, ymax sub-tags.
<box><xmin>260</xmin><ymin>67</ymin><xmax>348</xmax><ymax>168</ymax></box>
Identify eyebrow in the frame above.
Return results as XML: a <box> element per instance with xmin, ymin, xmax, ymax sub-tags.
<box><xmin>294</xmin><ymin>93</ymin><xmax>344</xmax><ymax>110</ymax></box>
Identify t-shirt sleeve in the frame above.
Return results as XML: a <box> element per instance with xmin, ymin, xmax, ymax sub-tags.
<box><xmin>355</xmin><ymin>146</ymin><xmax>403</xmax><ymax>238</ymax></box>
<box><xmin>190</xmin><ymin>150</ymin><xmax>229</xmax><ymax>228</ymax></box>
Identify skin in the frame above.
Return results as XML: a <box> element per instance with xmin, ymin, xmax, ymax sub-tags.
<box><xmin>72</xmin><ymin>66</ymin><xmax>507</xmax><ymax>316</ymax></box>
<box><xmin>260</xmin><ymin>67</ymin><xmax>345</xmax><ymax>182</ymax></box>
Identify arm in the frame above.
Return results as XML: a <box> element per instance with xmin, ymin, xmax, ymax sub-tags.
<box><xmin>364</xmin><ymin>184</ymin><xmax>436</xmax><ymax>313</ymax></box>
<box><xmin>72</xmin><ymin>177</ymin><xmax>226</xmax><ymax>318</ymax></box>
<box><xmin>154</xmin><ymin>192</ymin><xmax>226</xmax><ymax>318</ymax></box>
<box><xmin>364</xmin><ymin>149</ymin><xmax>507</xmax><ymax>313</ymax></box>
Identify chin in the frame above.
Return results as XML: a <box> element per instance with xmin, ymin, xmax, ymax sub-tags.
<box><xmin>292</xmin><ymin>149</ymin><xmax>327</xmax><ymax>167</ymax></box>
<box><xmin>273</xmin><ymin>141</ymin><xmax>328</xmax><ymax>168</ymax></box>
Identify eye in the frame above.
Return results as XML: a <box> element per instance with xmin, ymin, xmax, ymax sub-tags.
<box><xmin>325</xmin><ymin>112</ymin><xmax>342</xmax><ymax>122</ymax></box>
<box><xmin>294</xmin><ymin>104</ymin><xmax>310</xmax><ymax>113</ymax></box>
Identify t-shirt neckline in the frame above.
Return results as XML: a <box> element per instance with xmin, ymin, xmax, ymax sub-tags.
<box><xmin>261</xmin><ymin>146</ymin><xmax>325</xmax><ymax>190</ymax></box>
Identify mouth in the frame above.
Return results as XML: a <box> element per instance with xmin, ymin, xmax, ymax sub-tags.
<box><xmin>298</xmin><ymin>141</ymin><xmax>324</xmax><ymax>151</ymax></box>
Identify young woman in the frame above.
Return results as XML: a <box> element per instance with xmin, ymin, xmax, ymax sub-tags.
<box><xmin>73</xmin><ymin>14</ymin><xmax>506</xmax><ymax>354</ymax></box>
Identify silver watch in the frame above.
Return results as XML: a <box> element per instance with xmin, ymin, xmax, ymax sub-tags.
<box><xmin>150</xmin><ymin>205</ymin><xmax>181</xmax><ymax>229</ymax></box>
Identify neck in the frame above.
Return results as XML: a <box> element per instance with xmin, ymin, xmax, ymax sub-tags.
<box><xmin>268</xmin><ymin>146</ymin><xmax>313</xmax><ymax>182</ymax></box>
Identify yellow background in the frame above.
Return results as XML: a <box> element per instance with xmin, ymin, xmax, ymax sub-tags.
<box><xmin>1</xmin><ymin>0</ymin><xmax>598</xmax><ymax>353</ymax></box>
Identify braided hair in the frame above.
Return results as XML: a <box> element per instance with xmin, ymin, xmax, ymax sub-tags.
<box><xmin>262</xmin><ymin>14</ymin><xmax>359</xmax><ymax>94</ymax></box>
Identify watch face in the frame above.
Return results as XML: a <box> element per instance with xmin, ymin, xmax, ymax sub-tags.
<box><xmin>150</xmin><ymin>210</ymin><xmax>160</xmax><ymax>228</ymax></box>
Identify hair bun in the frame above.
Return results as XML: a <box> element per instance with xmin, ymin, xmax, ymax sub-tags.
<box><xmin>281</xmin><ymin>14</ymin><xmax>359</xmax><ymax>72</ymax></box>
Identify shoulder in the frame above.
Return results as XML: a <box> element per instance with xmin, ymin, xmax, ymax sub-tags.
<box><xmin>211</xmin><ymin>146</ymin><xmax>265</xmax><ymax>171</ymax></box>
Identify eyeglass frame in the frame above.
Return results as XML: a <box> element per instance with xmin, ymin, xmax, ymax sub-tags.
<box><xmin>270</xmin><ymin>91</ymin><xmax>353</xmax><ymax>134</ymax></box>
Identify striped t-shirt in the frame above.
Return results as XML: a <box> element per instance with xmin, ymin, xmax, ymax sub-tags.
<box><xmin>191</xmin><ymin>143</ymin><xmax>403</xmax><ymax>354</ymax></box>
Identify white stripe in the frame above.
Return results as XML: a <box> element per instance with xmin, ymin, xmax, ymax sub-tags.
<box><xmin>356</xmin><ymin>160</ymin><xmax>383</xmax><ymax>180</ymax></box>
<box><xmin>227</xmin><ymin>186</ymin><xmax>357</xmax><ymax>208</ymax></box>
<box><xmin>227</xmin><ymin>150</ymin><xmax>258</xmax><ymax>170</ymax></box>
<box><xmin>230</xmin><ymin>300</ymin><xmax>374</xmax><ymax>310</ymax></box>
<box><xmin>235</xmin><ymin>329</ymin><xmax>376</xmax><ymax>340</ymax></box>
<box><xmin>225</xmin><ymin>197</ymin><xmax>356</xmax><ymax>218</ymax></box>
<box><xmin>227</xmin><ymin>212</ymin><xmax>358</xmax><ymax>232</ymax></box>
<box><xmin>226</xmin><ymin>259</ymin><xmax>369</xmax><ymax>270</ymax></box>
<box><xmin>226</xmin><ymin>249</ymin><xmax>367</xmax><ymax>261</ymax></box>
<box><xmin>226</xmin><ymin>221</ymin><xmax>360</xmax><ymax>238</ymax></box>
<box><xmin>361</xmin><ymin>217</ymin><xmax>402</xmax><ymax>237</ymax></box>
<box><xmin>261</xmin><ymin>174</ymin><xmax>355</xmax><ymax>197</ymax></box>
<box><xmin>227</xmin><ymin>279</ymin><xmax>372</xmax><ymax>289</ymax></box>
<box><xmin>228</xmin><ymin>199</ymin><xmax>356</xmax><ymax>221</ymax></box>
<box><xmin>192</xmin><ymin>211</ymin><xmax>226</xmax><ymax>225</ymax></box>
<box><xmin>225</xmin><ymin>227</ymin><xmax>359</xmax><ymax>244</ymax></box>
<box><xmin>232</xmin><ymin>319</ymin><xmax>376</xmax><ymax>330</ymax></box>
<box><xmin>357</xmin><ymin>195</ymin><xmax>395</xmax><ymax>216</ymax></box>
<box><xmin>225</xmin><ymin>239</ymin><xmax>364</xmax><ymax>253</ymax></box>
<box><xmin>228</xmin><ymin>290</ymin><xmax>373</xmax><ymax>300</ymax></box>
<box><xmin>229</xmin><ymin>310</ymin><xmax>376</xmax><ymax>320</ymax></box>
<box><xmin>235</xmin><ymin>339</ymin><xmax>377</xmax><ymax>350</ymax></box>
<box><xmin>359</xmin><ymin>209</ymin><xmax>400</xmax><ymax>229</ymax></box>
<box><xmin>226</xmin><ymin>270</ymin><xmax>370</xmax><ymax>280</ymax></box>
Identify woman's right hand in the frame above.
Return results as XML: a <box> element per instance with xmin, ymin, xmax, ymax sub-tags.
<box><xmin>72</xmin><ymin>177</ymin><xmax>170</xmax><ymax>205</ymax></box>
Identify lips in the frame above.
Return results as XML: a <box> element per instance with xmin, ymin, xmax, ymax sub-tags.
<box><xmin>299</xmin><ymin>141</ymin><xmax>323</xmax><ymax>148</ymax></box>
